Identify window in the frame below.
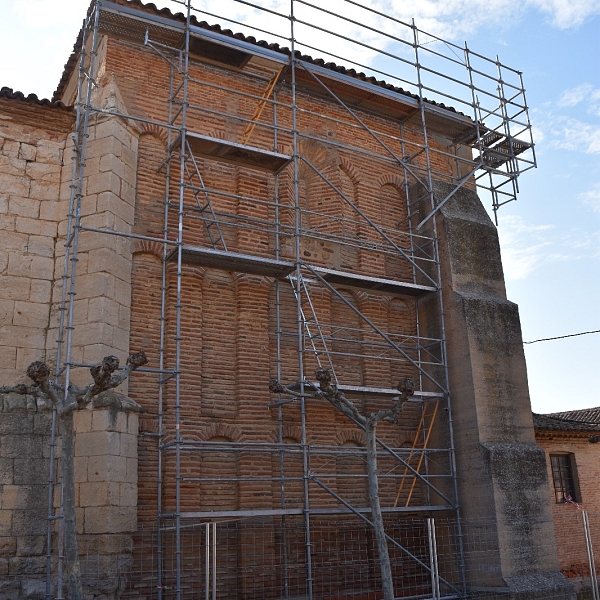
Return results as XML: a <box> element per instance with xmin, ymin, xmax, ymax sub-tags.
<box><xmin>550</xmin><ymin>454</ymin><xmax>580</xmax><ymax>504</ymax></box>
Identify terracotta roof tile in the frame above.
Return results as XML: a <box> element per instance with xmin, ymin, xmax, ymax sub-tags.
<box><xmin>533</xmin><ymin>411</ymin><xmax>600</xmax><ymax>432</ymax></box>
<box><xmin>0</xmin><ymin>87</ymin><xmax>71</xmax><ymax>110</ymax></box>
<box><xmin>549</xmin><ymin>407</ymin><xmax>600</xmax><ymax>424</ymax></box>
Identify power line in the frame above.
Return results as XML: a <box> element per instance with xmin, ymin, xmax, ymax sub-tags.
<box><xmin>524</xmin><ymin>329</ymin><xmax>600</xmax><ymax>345</ymax></box>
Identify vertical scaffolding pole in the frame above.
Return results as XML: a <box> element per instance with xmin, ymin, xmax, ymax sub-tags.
<box><xmin>583</xmin><ymin>510</ymin><xmax>599</xmax><ymax>600</ymax></box>
<box><xmin>427</xmin><ymin>517</ymin><xmax>441</xmax><ymax>600</ymax></box>
<box><xmin>155</xmin><ymin>52</ymin><xmax>179</xmax><ymax>600</ymax></box>
<box><xmin>291</xmin><ymin>3</ymin><xmax>314</xmax><ymax>598</ymax></box>
<box><xmin>172</xmin><ymin>2</ymin><xmax>193</xmax><ymax>597</ymax></box>
<box><xmin>49</xmin><ymin>3</ymin><xmax>101</xmax><ymax>597</ymax></box>
<box><xmin>46</xmin><ymin>5</ymin><xmax>99</xmax><ymax>590</ymax></box>
<box><xmin>412</xmin><ymin>20</ymin><xmax>467</xmax><ymax>596</ymax></box>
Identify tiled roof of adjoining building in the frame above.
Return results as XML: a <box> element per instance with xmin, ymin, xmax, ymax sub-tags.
<box><xmin>0</xmin><ymin>87</ymin><xmax>71</xmax><ymax>110</ymax></box>
<box><xmin>549</xmin><ymin>407</ymin><xmax>600</xmax><ymax>424</ymax></box>
<box><xmin>533</xmin><ymin>408</ymin><xmax>600</xmax><ymax>433</ymax></box>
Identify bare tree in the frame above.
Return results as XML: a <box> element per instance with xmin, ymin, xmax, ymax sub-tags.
<box><xmin>1</xmin><ymin>351</ymin><xmax>148</xmax><ymax>600</ymax></box>
<box><xmin>270</xmin><ymin>368</ymin><xmax>414</xmax><ymax>600</ymax></box>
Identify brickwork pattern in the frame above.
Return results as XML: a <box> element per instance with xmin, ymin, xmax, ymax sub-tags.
<box><xmin>537</xmin><ymin>434</ymin><xmax>600</xmax><ymax>592</ymax></box>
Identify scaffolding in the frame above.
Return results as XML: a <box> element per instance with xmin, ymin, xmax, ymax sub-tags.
<box><xmin>52</xmin><ymin>0</ymin><xmax>536</xmax><ymax>598</ymax></box>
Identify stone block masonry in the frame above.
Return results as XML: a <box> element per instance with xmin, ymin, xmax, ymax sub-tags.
<box><xmin>0</xmin><ymin>389</ymin><xmax>139</xmax><ymax>600</ymax></box>
<box><xmin>0</xmin><ymin>392</ymin><xmax>54</xmax><ymax>599</ymax></box>
<box><xmin>0</xmin><ymin>96</ymin><xmax>73</xmax><ymax>387</ymax></box>
<box><xmin>73</xmin><ymin>391</ymin><xmax>140</xmax><ymax>599</ymax></box>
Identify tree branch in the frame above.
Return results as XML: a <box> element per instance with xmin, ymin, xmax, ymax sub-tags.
<box><xmin>2</xmin><ymin>352</ymin><xmax>149</xmax><ymax>416</ymax></box>
<box><xmin>79</xmin><ymin>352</ymin><xmax>148</xmax><ymax>406</ymax></box>
<box><xmin>26</xmin><ymin>361</ymin><xmax>61</xmax><ymax>406</ymax></box>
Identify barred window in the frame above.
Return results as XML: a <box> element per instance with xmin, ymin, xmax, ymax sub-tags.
<box><xmin>550</xmin><ymin>454</ymin><xmax>580</xmax><ymax>504</ymax></box>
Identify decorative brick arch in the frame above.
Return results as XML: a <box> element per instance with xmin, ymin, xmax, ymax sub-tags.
<box><xmin>194</xmin><ymin>422</ymin><xmax>245</xmax><ymax>443</ymax></box>
<box><xmin>180</xmin><ymin>264</ymin><xmax>205</xmax><ymax>280</ymax></box>
<box><xmin>335</xmin><ymin>428</ymin><xmax>366</xmax><ymax>446</ymax></box>
<box><xmin>132</xmin><ymin>240</ymin><xmax>163</xmax><ymax>257</ymax></box>
<box><xmin>138</xmin><ymin>123</ymin><xmax>169</xmax><ymax>147</ymax></box>
<box><xmin>264</xmin><ymin>424</ymin><xmax>306</xmax><ymax>444</ymax></box>
<box><xmin>282</xmin><ymin>425</ymin><xmax>304</xmax><ymax>444</ymax></box>
<box><xmin>376</xmin><ymin>173</ymin><xmax>405</xmax><ymax>191</ymax></box>
<box><xmin>234</xmin><ymin>272</ymin><xmax>270</xmax><ymax>289</ymax></box>
<box><xmin>388</xmin><ymin>297</ymin><xmax>409</xmax><ymax>312</ymax></box>
<box><xmin>205</xmin><ymin>128</ymin><xmax>227</xmax><ymax>140</ymax></box>
<box><xmin>338</xmin><ymin>157</ymin><xmax>361</xmax><ymax>186</ymax></box>
<box><xmin>299</xmin><ymin>138</ymin><xmax>329</xmax><ymax>172</ymax></box>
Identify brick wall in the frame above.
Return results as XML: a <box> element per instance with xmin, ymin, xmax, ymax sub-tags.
<box><xmin>0</xmin><ymin>7</ymin><xmax>563</xmax><ymax>596</ymax></box>
<box><xmin>101</xmin><ymin>31</ymin><xmax>427</xmax><ymax>524</ymax></box>
<box><xmin>536</xmin><ymin>432</ymin><xmax>600</xmax><ymax>590</ymax></box>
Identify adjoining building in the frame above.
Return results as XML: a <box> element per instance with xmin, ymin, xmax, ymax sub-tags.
<box><xmin>534</xmin><ymin>408</ymin><xmax>600</xmax><ymax>597</ymax></box>
<box><xmin>0</xmin><ymin>1</ymin><xmax>580</xmax><ymax>598</ymax></box>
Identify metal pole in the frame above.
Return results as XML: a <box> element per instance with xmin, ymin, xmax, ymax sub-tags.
<box><xmin>156</xmin><ymin>52</ymin><xmax>179</xmax><ymax>600</ymax></box>
<box><xmin>583</xmin><ymin>510</ymin><xmax>599</xmax><ymax>600</ymax></box>
<box><xmin>427</xmin><ymin>517</ymin><xmax>441</xmax><ymax>600</ymax></box>
<box><xmin>47</xmin><ymin>3</ymin><xmax>96</xmax><ymax>588</ymax></box>
<box><xmin>205</xmin><ymin>523</ymin><xmax>210</xmax><ymax>600</ymax></box>
<box><xmin>211</xmin><ymin>522</ymin><xmax>217</xmax><ymax>600</ymax></box>
<box><xmin>291</xmin><ymin>2</ymin><xmax>314</xmax><ymax>598</ymax></box>
<box><xmin>173</xmin><ymin>2</ymin><xmax>192</xmax><ymax>597</ymax></box>
<box><xmin>412</xmin><ymin>20</ymin><xmax>467</xmax><ymax>596</ymax></box>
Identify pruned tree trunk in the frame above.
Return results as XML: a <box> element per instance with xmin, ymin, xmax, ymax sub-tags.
<box><xmin>270</xmin><ymin>369</ymin><xmax>414</xmax><ymax>600</ymax></box>
<box><xmin>366</xmin><ymin>419</ymin><xmax>394</xmax><ymax>600</ymax></box>
<box><xmin>62</xmin><ymin>412</ymin><xmax>83</xmax><ymax>600</ymax></box>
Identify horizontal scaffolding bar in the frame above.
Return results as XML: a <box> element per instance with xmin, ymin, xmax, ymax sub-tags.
<box><xmin>178</xmin><ymin>504</ymin><xmax>454</xmax><ymax>519</ymax></box>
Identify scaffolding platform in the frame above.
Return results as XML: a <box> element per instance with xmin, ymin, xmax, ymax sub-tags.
<box><xmin>314</xmin><ymin>266</ymin><xmax>436</xmax><ymax>297</ymax></box>
<box><xmin>455</xmin><ymin>124</ymin><xmax>533</xmax><ymax>170</ymax></box>
<box><xmin>483</xmin><ymin>137</ymin><xmax>533</xmax><ymax>169</ymax></box>
<box><xmin>168</xmin><ymin>245</ymin><xmax>296</xmax><ymax>277</ymax></box>
<box><xmin>173</xmin><ymin>132</ymin><xmax>292</xmax><ymax>173</ymax></box>
<box><xmin>337</xmin><ymin>384</ymin><xmax>445</xmax><ymax>399</ymax></box>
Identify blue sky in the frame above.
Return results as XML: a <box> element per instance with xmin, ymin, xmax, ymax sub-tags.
<box><xmin>1</xmin><ymin>0</ymin><xmax>598</xmax><ymax>414</ymax></box>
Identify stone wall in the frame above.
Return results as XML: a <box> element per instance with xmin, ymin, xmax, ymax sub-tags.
<box><xmin>0</xmin><ymin>390</ymin><xmax>139</xmax><ymax>600</ymax></box>
<box><xmin>415</xmin><ymin>181</ymin><xmax>575</xmax><ymax>599</ymax></box>
<box><xmin>0</xmin><ymin>95</ymin><xmax>72</xmax><ymax>386</ymax></box>
<box><xmin>0</xmin><ymin>392</ymin><xmax>54</xmax><ymax>600</ymax></box>
<box><xmin>74</xmin><ymin>392</ymin><xmax>140</xmax><ymax>600</ymax></box>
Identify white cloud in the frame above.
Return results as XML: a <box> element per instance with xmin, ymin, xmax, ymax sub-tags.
<box><xmin>497</xmin><ymin>215</ymin><xmax>556</xmax><ymax>280</ymax></box>
<box><xmin>535</xmin><ymin>110</ymin><xmax>600</xmax><ymax>154</ymax></box>
<box><xmin>497</xmin><ymin>215</ymin><xmax>600</xmax><ymax>280</ymax></box>
<box><xmin>558</xmin><ymin>83</ymin><xmax>600</xmax><ymax>116</ymax></box>
<box><xmin>526</xmin><ymin>0</ymin><xmax>600</xmax><ymax>28</ymax></box>
<box><xmin>550</xmin><ymin>117</ymin><xmax>600</xmax><ymax>154</ymax></box>
<box><xmin>580</xmin><ymin>184</ymin><xmax>600</xmax><ymax>213</ymax></box>
<box><xmin>558</xmin><ymin>83</ymin><xmax>594</xmax><ymax>107</ymax></box>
